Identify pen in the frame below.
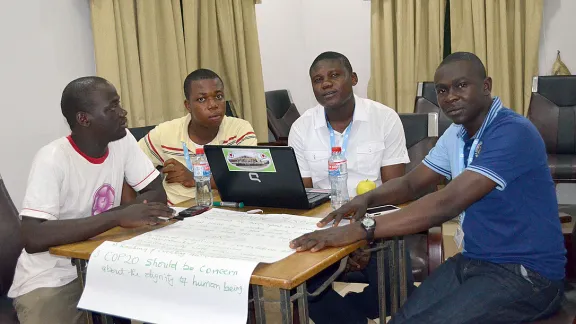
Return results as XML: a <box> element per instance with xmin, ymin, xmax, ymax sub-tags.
<box><xmin>181</xmin><ymin>141</ymin><xmax>193</xmax><ymax>171</ymax></box>
<box><xmin>213</xmin><ymin>201</ymin><xmax>245</xmax><ymax>208</ymax></box>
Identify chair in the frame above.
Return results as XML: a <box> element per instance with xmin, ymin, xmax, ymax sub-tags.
<box><xmin>528</xmin><ymin>76</ymin><xmax>576</xmax><ymax>183</ymax></box>
<box><xmin>414</xmin><ymin>82</ymin><xmax>452</xmax><ymax>137</ymax></box>
<box><xmin>129</xmin><ymin>126</ymin><xmax>155</xmax><ymax>142</ymax></box>
<box><xmin>265</xmin><ymin>90</ymin><xmax>300</xmax><ymax>142</ymax></box>
<box><xmin>0</xmin><ymin>175</ymin><xmax>21</xmax><ymax>324</ymax></box>
<box><xmin>399</xmin><ymin>112</ymin><xmax>443</xmax><ymax>281</ymax></box>
<box><xmin>399</xmin><ymin>113</ymin><xmax>439</xmax><ymax>173</ymax></box>
<box><xmin>225</xmin><ymin>100</ymin><xmax>237</xmax><ymax>118</ymax></box>
<box><xmin>256</xmin><ymin>129</ymin><xmax>288</xmax><ymax>146</ymax></box>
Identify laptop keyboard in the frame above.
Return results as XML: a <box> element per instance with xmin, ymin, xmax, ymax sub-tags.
<box><xmin>306</xmin><ymin>192</ymin><xmax>324</xmax><ymax>201</ymax></box>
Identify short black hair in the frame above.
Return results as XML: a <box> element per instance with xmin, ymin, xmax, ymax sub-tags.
<box><xmin>61</xmin><ymin>76</ymin><xmax>110</xmax><ymax>128</ymax></box>
<box><xmin>183</xmin><ymin>69</ymin><xmax>224</xmax><ymax>100</ymax></box>
<box><xmin>309</xmin><ymin>51</ymin><xmax>353</xmax><ymax>75</ymax></box>
<box><xmin>438</xmin><ymin>52</ymin><xmax>487</xmax><ymax>79</ymax></box>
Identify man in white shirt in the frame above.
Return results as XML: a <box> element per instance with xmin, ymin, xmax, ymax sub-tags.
<box><xmin>8</xmin><ymin>77</ymin><xmax>173</xmax><ymax>324</ymax></box>
<box><xmin>289</xmin><ymin>52</ymin><xmax>409</xmax><ymax>198</ymax></box>
<box><xmin>289</xmin><ymin>52</ymin><xmax>412</xmax><ymax>323</ymax></box>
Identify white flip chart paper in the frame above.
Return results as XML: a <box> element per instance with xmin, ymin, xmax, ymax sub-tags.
<box><xmin>128</xmin><ymin>209</ymin><xmax>322</xmax><ymax>263</ymax></box>
<box><xmin>78</xmin><ymin>241</ymin><xmax>258</xmax><ymax>324</ymax></box>
<box><xmin>77</xmin><ymin>209</ymin><xmax>333</xmax><ymax>323</ymax></box>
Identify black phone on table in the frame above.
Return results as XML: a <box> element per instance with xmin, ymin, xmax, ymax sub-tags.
<box><xmin>174</xmin><ymin>205</ymin><xmax>210</xmax><ymax>220</ymax></box>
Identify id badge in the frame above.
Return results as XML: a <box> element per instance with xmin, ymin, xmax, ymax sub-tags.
<box><xmin>454</xmin><ymin>225</ymin><xmax>464</xmax><ymax>249</ymax></box>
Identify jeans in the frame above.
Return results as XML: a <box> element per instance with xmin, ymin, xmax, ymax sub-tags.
<box><xmin>306</xmin><ymin>248</ymin><xmax>415</xmax><ymax>324</ymax></box>
<box><xmin>390</xmin><ymin>253</ymin><xmax>565</xmax><ymax>324</ymax></box>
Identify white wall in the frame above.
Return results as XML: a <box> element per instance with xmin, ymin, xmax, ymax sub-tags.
<box><xmin>539</xmin><ymin>0</ymin><xmax>576</xmax><ymax>204</ymax></box>
<box><xmin>256</xmin><ymin>0</ymin><xmax>371</xmax><ymax>113</ymax></box>
<box><xmin>538</xmin><ymin>0</ymin><xmax>576</xmax><ymax>76</ymax></box>
<box><xmin>0</xmin><ymin>0</ymin><xmax>96</xmax><ymax>209</ymax></box>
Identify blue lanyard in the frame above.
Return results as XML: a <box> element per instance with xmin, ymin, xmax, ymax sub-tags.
<box><xmin>181</xmin><ymin>141</ymin><xmax>193</xmax><ymax>171</ymax></box>
<box><xmin>326</xmin><ymin>118</ymin><xmax>352</xmax><ymax>156</ymax></box>
<box><xmin>457</xmin><ymin>138</ymin><xmax>480</xmax><ymax>227</ymax></box>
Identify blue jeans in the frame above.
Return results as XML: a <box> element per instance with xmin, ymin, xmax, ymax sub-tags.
<box><xmin>306</xmin><ymin>249</ymin><xmax>415</xmax><ymax>324</ymax></box>
<box><xmin>390</xmin><ymin>253</ymin><xmax>564</xmax><ymax>324</ymax></box>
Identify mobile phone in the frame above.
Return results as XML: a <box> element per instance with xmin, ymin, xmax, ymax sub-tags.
<box><xmin>366</xmin><ymin>205</ymin><xmax>400</xmax><ymax>217</ymax></box>
<box><xmin>175</xmin><ymin>206</ymin><xmax>210</xmax><ymax>220</ymax></box>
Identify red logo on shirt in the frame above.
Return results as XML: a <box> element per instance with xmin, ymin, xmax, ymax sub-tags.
<box><xmin>92</xmin><ymin>184</ymin><xmax>115</xmax><ymax>215</ymax></box>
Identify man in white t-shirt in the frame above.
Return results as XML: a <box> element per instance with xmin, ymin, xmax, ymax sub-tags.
<box><xmin>8</xmin><ymin>77</ymin><xmax>173</xmax><ymax>324</ymax></box>
<box><xmin>289</xmin><ymin>52</ymin><xmax>413</xmax><ymax>323</ymax></box>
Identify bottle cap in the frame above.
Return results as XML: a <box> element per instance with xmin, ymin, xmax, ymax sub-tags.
<box><xmin>331</xmin><ymin>147</ymin><xmax>342</xmax><ymax>153</ymax></box>
<box><xmin>195</xmin><ymin>147</ymin><xmax>205</xmax><ymax>154</ymax></box>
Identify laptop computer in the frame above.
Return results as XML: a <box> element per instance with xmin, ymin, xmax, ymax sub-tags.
<box><xmin>204</xmin><ymin>145</ymin><xmax>330</xmax><ymax>209</ymax></box>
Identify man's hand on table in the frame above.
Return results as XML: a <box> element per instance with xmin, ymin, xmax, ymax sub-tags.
<box><xmin>116</xmin><ymin>200</ymin><xmax>174</xmax><ymax>228</ymax></box>
<box><xmin>317</xmin><ymin>194</ymin><xmax>370</xmax><ymax>227</ymax></box>
<box><xmin>163</xmin><ymin>158</ymin><xmax>195</xmax><ymax>188</ymax></box>
<box><xmin>289</xmin><ymin>222</ymin><xmax>366</xmax><ymax>252</ymax></box>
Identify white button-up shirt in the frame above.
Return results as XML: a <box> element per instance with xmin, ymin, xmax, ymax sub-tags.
<box><xmin>288</xmin><ymin>95</ymin><xmax>410</xmax><ymax>197</ymax></box>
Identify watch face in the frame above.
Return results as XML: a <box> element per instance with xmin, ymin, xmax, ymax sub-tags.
<box><xmin>362</xmin><ymin>217</ymin><xmax>375</xmax><ymax>227</ymax></box>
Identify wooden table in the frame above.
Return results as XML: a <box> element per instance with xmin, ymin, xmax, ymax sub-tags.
<box><xmin>50</xmin><ymin>196</ymin><xmax>409</xmax><ymax>324</ymax></box>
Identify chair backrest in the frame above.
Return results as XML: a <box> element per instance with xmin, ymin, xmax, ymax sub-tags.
<box><xmin>225</xmin><ymin>101</ymin><xmax>238</xmax><ymax>118</ymax></box>
<box><xmin>528</xmin><ymin>76</ymin><xmax>576</xmax><ymax>154</ymax></box>
<box><xmin>265</xmin><ymin>90</ymin><xmax>301</xmax><ymax>140</ymax></box>
<box><xmin>0</xmin><ymin>174</ymin><xmax>22</xmax><ymax>299</ymax></box>
<box><xmin>414</xmin><ymin>82</ymin><xmax>452</xmax><ymax>136</ymax></box>
<box><xmin>129</xmin><ymin>125</ymin><xmax>156</xmax><ymax>142</ymax></box>
<box><xmin>0</xmin><ymin>175</ymin><xmax>18</xmax><ymax>222</ymax></box>
<box><xmin>399</xmin><ymin>113</ymin><xmax>439</xmax><ymax>196</ymax></box>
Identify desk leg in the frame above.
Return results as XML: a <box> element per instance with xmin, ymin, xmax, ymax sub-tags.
<box><xmin>279</xmin><ymin>289</ymin><xmax>292</xmax><ymax>324</ymax></box>
<box><xmin>398</xmin><ymin>238</ymin><xmax>408</xmax><ymax>306</ymax></box>
<box><xmin>73</xmin><ymin>259</ymin><xmax>93</xmax><ymax>324</ymax></box>
<box><xmin>73</xmin><ymin>259</ymin><xmax>115</xmax><ymax>324</ymax></box>
<box><xmin>252</xmin><ymin>285</ymin><xmax>266</xmax><ymax>324</ymax></box>
<box><xmin>376</xmin><ymin>241</ymin><xmax>387</xmax><ymax>324</ymax></box>
<box><xmin>296</xmin><ymin>283</ymin><xmax>309</xmax><ymax>324</ymax></box>
<box><xmin>390</xmin><ymin>238</ymin><xmax>399</xmax><ymax>316</ymax></box>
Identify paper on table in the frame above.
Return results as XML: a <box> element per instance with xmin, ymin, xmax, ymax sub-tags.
<box><xmin>126</xmin><ymin>209</ymin><xmax>323</xmax><ymax>263</ymax></box>
<box><xmin>78</xmin><ymin>241</ymin><xmax>258</xmax><ymax>324</ymax></box>
<box><xmin>79</xmin><ymin>209</ymin><xmax>351</xmax><ymax>323</ymax></box>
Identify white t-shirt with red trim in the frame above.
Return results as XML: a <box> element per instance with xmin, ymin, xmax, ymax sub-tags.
<box><xmin>8</xmin><ymin>130</ymin><xmax>160</xmax><ymax>298</ymax></box>
<box><xmin>138</xmin><ymin>114</ymin><xmax>257</xmax><ymax>205</ymax></box>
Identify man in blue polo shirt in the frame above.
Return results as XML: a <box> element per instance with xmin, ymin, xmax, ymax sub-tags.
<box><xmin>289</xmin><ymin>52</ymin><xmax>566</xmax><ymax>323</ymax></box>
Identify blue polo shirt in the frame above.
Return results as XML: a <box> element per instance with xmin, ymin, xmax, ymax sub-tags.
<box><xmin>423</xmin><ymin>97</ymin><xmax>566</xmax><ymax>280</ymax></box>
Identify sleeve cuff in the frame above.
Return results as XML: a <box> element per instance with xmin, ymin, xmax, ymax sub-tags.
<box><xmin>422</xmin><ymin>159</ymin><xmax>452</xmax><ymax>179</ymax></box>
<box><xmin>299</xmin><ymin>170</ymin><xmax>311</xmax><ymax>178</ymax></box>
<box><xmin>20</xmin><ymin>208</ymin><xmax>58</xmax><ymax>221</ymax></box>
<box><xmin>466</xmin><ymin>166</ymin><xmax>507</xmax><ymax>190</ymax></box>
<box><xmin>381</xmin><ymin>156</ymin><xmax>411</xmax><ymax>167</ymax></box>
<box><xmin>132</xmin><ymin>169</ymin><xmax>160</xmax><ymax>192</ymax></box>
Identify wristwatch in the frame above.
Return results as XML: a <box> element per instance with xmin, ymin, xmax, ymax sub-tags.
<box><xmin>360</xmin><ymin>217</ymin><xmax>376</xmax><ymax>243</ymax></box>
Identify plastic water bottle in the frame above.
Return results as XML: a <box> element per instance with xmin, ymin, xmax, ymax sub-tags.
<box><xmin>193</xmin><ymin>148</ymin><xmax>213</xmax><ymax>207</ymax></box>
<box><xmin>328</xmin><ymin>146</ymin><xmax>349</xmax><ymax>210</ymax></box>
